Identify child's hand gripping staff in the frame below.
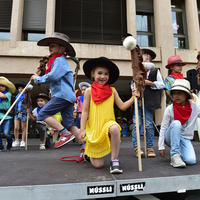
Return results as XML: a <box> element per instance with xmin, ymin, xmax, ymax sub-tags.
<box><xmin>122</xmin><ymin>34</ymin><xmax>147</xmax><ymax>171</ymax></box>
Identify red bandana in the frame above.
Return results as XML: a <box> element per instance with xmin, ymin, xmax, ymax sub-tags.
<box><xmin>45</xmin><ymin>53</ymin><xmax>67</xmax><ymax>74</ymax></box>
<box><xmin>173</xmin><ymin>100</ymin><xmax>192</xmax><ymax>125</ymax></box>
<box><xmin>91</xmin><ymin>81</ymin><xmax>113</xmax><ymax>104</ymax></box>
<box><xmin>170</xmin><ymin>72</ymin><xmax>183</xmax><ymax>80</ymax></box>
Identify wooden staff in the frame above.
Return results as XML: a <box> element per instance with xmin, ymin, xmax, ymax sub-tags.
<box><xmin>23</xmin><ymin>89</ymin><xmax>33</xmax><ymax>151</ymax></box>
<box><xmin>25</xmin><ymin>113</ymin><xmax>29</xmax><ymax>150</ymax></box>
<box><xmin>142</xmin><ymin>98</ymin><xmax>147</xmax><ymax>158</ymax></box>
<box><xmin>0</xmin><ymin>81</ymin><xmax>32</xmax><ymax>126</ymax></box>
<box><xmin>70</xmin><ymin>57</ymin><xmax>80</xmax><ymax>89</ymax></box>
<box><xmin>134</xmin><ymin>82</ymin><xmax>142</xmax><ymax>171</ymax></box>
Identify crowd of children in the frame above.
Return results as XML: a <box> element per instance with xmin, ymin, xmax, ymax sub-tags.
<box><xmin>1</xmin><ymin>32</ymin><xmax>200</xmax><ymax>173</ymax></box>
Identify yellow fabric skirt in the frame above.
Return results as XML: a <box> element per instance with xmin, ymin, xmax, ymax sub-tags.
<box><xmin>84</xmin><ymin>87</ymin><xmax>121</xmax><ymax>158</ymax></box>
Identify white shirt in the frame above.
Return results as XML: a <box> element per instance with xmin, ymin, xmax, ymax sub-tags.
<box><xmin>158</xmin><ymin>100</ymin><xmax>200</xmax><ymax>150</ymax></box>
<box><xmin>32</xmin><ymin>108</ymin><xmax>46</xmax><ymax>125</ymax></box>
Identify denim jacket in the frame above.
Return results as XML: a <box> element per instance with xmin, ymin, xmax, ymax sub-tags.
<box><xmin>34</xmin><ymin>55</ymin><xmax>76</xmax><ymax>103</ymax></box>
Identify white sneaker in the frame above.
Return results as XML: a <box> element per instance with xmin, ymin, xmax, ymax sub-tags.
<box><xmin>12</xmin><ymin>140</ymin><xmax>19</xmax><ymax>147</ymax></box>
<box><xmin>170</xmin><ymin>153</ymin><xmax>186</xmax><ymax>168</ymax></box>
<box><xmin>20</xmin><ymin>141</ymin><xmax>26</xmax><ymax>148</ymax></box>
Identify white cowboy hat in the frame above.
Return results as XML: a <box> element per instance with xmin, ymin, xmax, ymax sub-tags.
<box><xmin>0</xmin><ymin>77</ymin><xmax>16</xmax><ymax>94</ymax></box>
<box><xmin>166</xmin><ymin>79</ymin><xmax>192</xmax><ymax>99</ymax></box>
<box><xmin>78</xmin><ymin>82</ymin><xmax>91</xmax><ymax>90</ymax></box>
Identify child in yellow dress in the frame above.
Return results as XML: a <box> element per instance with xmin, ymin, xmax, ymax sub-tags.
<box><xmin>79</xmin><ymin>57</ymin><xmax>139</xmax><ymax>174</ymax></box>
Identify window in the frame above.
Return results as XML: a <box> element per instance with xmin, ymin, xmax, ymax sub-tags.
<box><xmin>136</xmin><ymin>0</ymin><xmax>155</xmax><ymax>47</ymax></box>
<box><xmin>55</xmin><ymin>0</ymin><xmax>127</xmax><ymax>45</ymax></box>
<box><xmin>0</xmin><ymin>0</ymin><xmax>12</xmax><ymax>40</ymax></box>
<box><xmin>22</xmin><ymin>0</ymin><xmax>46</xmax><ymax>41</ymax></box>
<box><xmin>171</xmin><ymin>0</ymin><xmax>188</xmax><ymax>49</ymax></box>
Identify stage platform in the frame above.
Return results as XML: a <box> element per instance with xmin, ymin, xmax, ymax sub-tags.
<box><xmin>0</xmin><ymin>136</ymin><xmax>200</xmax><ymax>200</ymax></box>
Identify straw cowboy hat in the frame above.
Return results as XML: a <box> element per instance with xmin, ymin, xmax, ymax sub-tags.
<box><xmin>166</xmin><ymin>79</ymin><xmax>193</xmax><ymax>99</ymax></box>
<box><xmin>78</xmin><ymin>82</ymin><xmax>91</xmax><ymax>90</ymax></box>
<box><xmin>83</xmin><ymin>57</ymin><xmax>120</xmax><ymax>85</ymax></box>
<box><xmin>0</xmin><ymin>77</ymin><xmax>16</xmax><ymax>94</ymax></box>
<box><xmin>37</xmin><ymin>32</ymin><xmax>76</xmax><ymax>57</ymax></box>
<box><xmin>34</xmin><ymin>93</ymin><xmax>50</xmax><ymax>101</ymax></box>
<box><xmin>165</xmin><ymin>55</ymin><xmax>186</xmax><ymax>69</ymax></box>
<box><xmin>141</xmin><ymin>48</ymin><xmax>157</xmax><ymax>60</ymax></box>
<box><xmin>15</xmin><ymin>81</ymin><xmax>27</xmax><ymax>90</ymax></box>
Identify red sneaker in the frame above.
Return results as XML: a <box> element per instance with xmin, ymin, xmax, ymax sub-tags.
<box><xmin>54</xmin><ymin>133</ymin><xmax>75</xmax><ymax>149</ymax></box>
<box><xmin>76</xmin><ymin>149</ymin><xmax>86</xmax><ymax>163</ymax></box>
<box><xmin>76</xmin><ymin>148</ymin><xmax>90</xmax><ymax>163</ymax></box>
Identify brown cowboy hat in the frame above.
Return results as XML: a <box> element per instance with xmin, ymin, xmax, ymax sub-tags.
<box><xmin>141</xmin><ymin>48</ymin><xmax>157</xmax><ymax>60</ymax></box>
<box><xmin>83</xmin><ymin>57</ymin><xmax>119</xmax><ymax>85</ymax></box>
<box><xmin>0</xmin><ymin>77</ymin><xmax>16</xmax><ymax>94</ymax></box>
<box><xmin>165</xmin><ymin>55</ymin><xmax>186</xmax><ymax>69</ymax></box>
<box><xmin>37</xmin><ymin>32</ymin><xmax>76</xmax><ymax>57</ymax></box>
<box><xmin>34</xmin><ymin>93</ymin><xmax>50</xmax><ymax>101</ymax></box>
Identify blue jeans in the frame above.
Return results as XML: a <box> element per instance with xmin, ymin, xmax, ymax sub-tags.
<box><xmin>0</xmin><ymin>119</ymin><xmax>12</xmax><ymax>147</ymax></box>
<box><xmin>132</xmin><ymin>101</ymin><xmax>154</xmax><ymax>148</ymax></box>
<box><xmin>164</xmin><ymin>120</ymin><xmax>196</xmax><ymax>165</ymax></box>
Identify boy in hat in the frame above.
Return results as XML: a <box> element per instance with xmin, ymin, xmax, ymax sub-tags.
<box><xmin>164</xmin><ymin>55</ymin><xmax>186</xmax><ymax>106</ymax></box>
<box><xmin>158</xmin><ymin>79</ymin><xmax>200</xmax><ymax>167</ymax></box>
<box><xmin>131</xmin><ymin>48</ymin><xmax>165</xmax><ymax>158</ymax></box>
<box><xmin>12</xmin><ymin>81</ymin><xmax>30</xmax><ymax>148</ymax></box>
<box><xmin>27</xmin><ymin>93</ymin><xmax>51</xmax><ymax>150</ymax></box>
<box><xmin>0</xmin><ymin>77</ymin><xmax>16</xmax><ymax>151</ymax></box>
<box><xmin>30</xmin><ymin>32</ymin><xmax>80</xmax><ymax>148</ymax></box>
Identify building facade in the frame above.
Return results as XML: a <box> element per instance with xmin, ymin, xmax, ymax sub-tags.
<box><xmin>0</xmin><ymin>0</ymin><xmax>200</xmax><ymax>125</ymax></box>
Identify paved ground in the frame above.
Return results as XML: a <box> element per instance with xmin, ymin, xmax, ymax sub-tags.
<box><xmin>0</xmin><ymin>136</ymin><xmax>200</xmax><ymax>200</ymax></box>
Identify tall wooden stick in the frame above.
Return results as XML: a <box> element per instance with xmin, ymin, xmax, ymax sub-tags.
<box><xmin>142</xmin><ymin>98</ymin><xmax>147</xmax><ymax>158</ymax></box>
<box><xmin>0</xmin><ymin>80</ymin><xmax>32</xmax><ymax>126</ymax></box>
<box><xmin>25</xmin><ymin>113</ymin><xmax>29</xmax><ymax>150</ymax></box>
<box><xmin>134</xmin><ymin>82</ymin><xmax>142</xmax><ymax>171</ymax></box>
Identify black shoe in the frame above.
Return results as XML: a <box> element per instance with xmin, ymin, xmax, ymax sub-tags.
<box><xmin>85</xmin><ymin>154</ymin><xmax>90</xmax><ymax>162</ymax></box>
<box><xmin>110</xmin><ymin>158</ymin><xmax>123</xmax><ymax>174</ymax></box>
<box><xmin>7</xmin><ymin>140</ymin><xmax>13</xmax><ymax>150</ymax></box>
<box><xmin>0</xmin><ymin>146</ymin><xmax>5</xmax><ymax>152</ymax></box>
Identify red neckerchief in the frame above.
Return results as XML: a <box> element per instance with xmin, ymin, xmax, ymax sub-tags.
<box><xmin>173</xmin><ymin>100</ymin><xmax>192</xmax><ymax>125</ymax></box>
<box><xmin>91</xmin><ymin>81</ymin><xmax>112</xmax><ymax>104</ymax></box>
<box><xmin>170</xmin><ymin>72</ymin><xmax>183</xmax><ymax>80</ymax></box>
<box><xmin>146</xmin><ymin>69</ymin><xmax>149</xmax><ymax>72</ymax></box>
<box><xmin>45</xmin><ymin>53</ymin><xmax>67</xmax><ymax>74</ymax></box>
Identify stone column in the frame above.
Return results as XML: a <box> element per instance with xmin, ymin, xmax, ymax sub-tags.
<box><xmin>10</xmin><ymin>0</ymin><xmax>24</xmax><ymax>48</ymax></box>
<box><xmin>185</xmin><ymin>0</ymin><xmax>200</xmax><ymax>50</ymax></box>
<box><xmin>45</xmin><ymin>0</ymin><xmax>56</xmax><ymax>37</ymax></box>
<box><xmin>153</xmin><ymin>0</ymin><xmax>175</xmax><ymax>125</ymax></box>
<box><xmin>126</xmin><ymin>0</ymin><xmax>137</xmax><ymax>38</ymax></box>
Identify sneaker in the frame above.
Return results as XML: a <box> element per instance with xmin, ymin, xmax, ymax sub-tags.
<box><xmin>39</xmin><ymin>144</ymin><xmax>46</xmax><ymax>150</ymax></box>
<box><xmin>0</xmin><ymin>146</ymin><xmax>5</xmax><ymax>152</ymax></box>
<box><xmin>147</xmin><ymin>147</ymin><xmax>156</xmax><ymax>157</ymax></box>
<box><xmin>54</xmin><ymin>133</ymin><xmax>75</xmax><ymax>149</ymax></box>
<box><xmin>7</xmin><ymin>140</ymin><xmax>13</xmax><ymax>150</ymax></box>
<box><xmin>76</xmin><ymin>149</ymin><xmax>86</xmax><ymax>163</ymax></box>
<box><xmin>85</xmin><ymin>154</ymin><xmax>90</xmax><ymax>162</ymax></box>
<box><xmin>110</xmin><ymin>158</ymin><xmax>123</xmax><ymax>174</ymax></box>
<box><xmin>20</xmin><ymin>141</ymin><xmax>26</xmax><ymax>148</ymax></box>
<box><xmin>12</xmin><ymin>140</ymin><xmax>19</xmax><ymax>147</ymax></box>
<box><xmin>134</xmin><ymin>147</ymin><xmax>144</xmax><ymax>158</ymax></box>
<box><xmin>76</xmin><ymin>148</ymin><xmax>90</xmax><ymax>163</ymax></box>
<box><xmin>170</xmin><ymin>153</ymin><xmax>186</xmax><ymax>168</ymax></box>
